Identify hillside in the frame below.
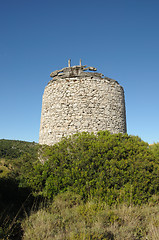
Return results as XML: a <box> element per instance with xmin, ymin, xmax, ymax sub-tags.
<box><xmin>0</xmin><ymin>139</ymin><xmax>39</xmax><ymax>177</ymax></box>
<box><xmin>0</xmin><ymin>139</ymin><xmax>38</xmax><ymax>159</ymax></box>
<box><xmin>0</xmin><ymin>133</ymin><xmax>159</xmax><ymax>239</ymax></box>
<box><xmin>0</xmin><ymin>139</ymin><xmax>39</xmax><ymax>239</ymax></box>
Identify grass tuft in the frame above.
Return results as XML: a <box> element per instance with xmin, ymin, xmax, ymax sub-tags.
<box><xmin>22</xmin><ymin>192</ymin><xmax>159</xmax><ymax>240</ymax></box>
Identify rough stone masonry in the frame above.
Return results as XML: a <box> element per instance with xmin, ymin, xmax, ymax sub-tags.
<box><xmin>39</xmin><ymin>61</ymin><xmax>127</xmax><ymax>145</ymax></box>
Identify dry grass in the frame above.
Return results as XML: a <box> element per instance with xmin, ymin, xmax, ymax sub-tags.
<box><xmin>22</xmin><ymin>192</ymin><xmax>159</xmax><ymax>240</ymax></box>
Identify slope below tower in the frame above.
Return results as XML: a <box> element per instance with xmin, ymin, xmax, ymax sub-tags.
<box><xmin>39</xmin><ymin>61</ymin><xmax>127</xmax><ymax>145</ymax></box>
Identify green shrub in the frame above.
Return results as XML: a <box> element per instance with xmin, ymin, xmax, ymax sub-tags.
<box><xmin>0</xmin><ymin>140</ymin><xmax>40</xmax><ymax>240</ymax></box>
<box><xmin>27</xmin><ymin>131</ymin><xmax>159</xmax><ymax>204</ymax></box>
<box><xmin>150</xmin><ymin>143</ymin><xmax>159</xmax><ymax>161</ymax></box>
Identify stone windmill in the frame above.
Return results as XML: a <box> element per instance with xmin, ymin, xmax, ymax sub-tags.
<box><xmin>39</xmin><ymin>60</ymin><xmax>126</xmax><ymax>145</ymax></box>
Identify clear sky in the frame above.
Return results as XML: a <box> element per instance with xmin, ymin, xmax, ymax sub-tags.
<box><xmin>0</xmin><ymin>0</ymin><xmax>159</xmax><ymax>144</ymax></box>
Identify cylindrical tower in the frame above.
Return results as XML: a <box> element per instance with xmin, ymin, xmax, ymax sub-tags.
<box><xmin>39</xmin><ymin>62</ymin><xmax>126</xmax><ymax>145</ymax></box>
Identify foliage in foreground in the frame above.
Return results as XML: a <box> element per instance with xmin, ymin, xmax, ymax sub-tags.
<box><xmin>0</xmin><ymin>139</ymin><xmax>39</xmax><ymax>239</ymax></box>
<box><xmin>27</xmin><ymin>131</ymin><xmax>159</xmax><ymax>205</ymax></box>
<box><xmin>0</xmin><ymin>134</ymin><xmax>159</xmax><ymax>239</ymax></box>
<box><xmin>150</xmin><ymin>142</ymin><xmax>159</xmax><ymax>161</ymax></box>
<box><xmin>22</xmin><ymin>191</ymin><xmax>159</xmax><ymax>240</ymax></box>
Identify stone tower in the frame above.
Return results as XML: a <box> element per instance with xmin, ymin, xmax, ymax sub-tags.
<box><xmin>39</xmin><ymin>61</ymin><xmax>126</xmax><ymax>145</ymax></box>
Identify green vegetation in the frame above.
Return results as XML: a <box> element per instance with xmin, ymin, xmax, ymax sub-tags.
<box><xmin>150</xmin><ymin>142</ymin><xmax>159</xmax><ymax>161</ymax></box>
<box><xmin>0</xmin><ymin>139</ymin><xmax>39</xmax><ymax>180</ymax></box>
<box><xmin>0</xmin><ymin>139</ymin><xmax>38</xmax><ymax>159</ymax></box>
<box><xmin>22</xmin><ymin>191</ymin><xmax>159</xmax><ymax>240</ymax></box>
<box><xmin>27</xmin><ymin>131</ymin><xmax>159</xmax><ymax>205</ymax></box>
<box><xmin>0</xmin><ymin>139</ymin><xmax>40</xmax><ymax>240</ymax></box>
<box><xmin>0</xmin><ymin>132</ymin><xmax>159</xmax><ymax>239</ymax></box>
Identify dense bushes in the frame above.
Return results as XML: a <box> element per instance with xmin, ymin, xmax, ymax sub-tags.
<box><xmin>26</xmin><ymin>131</ymin><xmax>159</xmax><ymax>204</ymax></box>
<box><xmin>0</xmin><ymin>140</ymin><xmax>39</xmax><ymax>239</ymax></box>
<box><xmin>0</xmin><ymin>139</ymin><xmax>39</xmax><ymax>181</ymax></box>
<box><xmin>0</xmin><ymin>139</ymin><xmax>38</xmax><ymax>159</ymax></box>
<box><xmin>0</xmin><ymin>133</ymin><xmax>159</xmax><ymax>239</ymax></box>
<box><xmin>150</xmin><ymin>143</ymin><xmax>159</xmax><ymax>161</ymax></box>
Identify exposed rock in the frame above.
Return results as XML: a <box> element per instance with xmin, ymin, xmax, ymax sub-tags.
<box><xmin>50</xmin><ymin>65</ymin><xmax>99</xmax><ymax>80</ymax></box>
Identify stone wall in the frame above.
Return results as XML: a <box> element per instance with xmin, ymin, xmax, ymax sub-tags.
<box><xmin>39</xmin><ymin>65</ymin><xmax>126</xmax><ymax>145</ymax></box>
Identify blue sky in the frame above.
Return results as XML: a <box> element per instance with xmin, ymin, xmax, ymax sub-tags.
<box><xmin>0</xmin><ymin>0</ymin><xmax>159</xmax><ymax>144</ymax></box>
